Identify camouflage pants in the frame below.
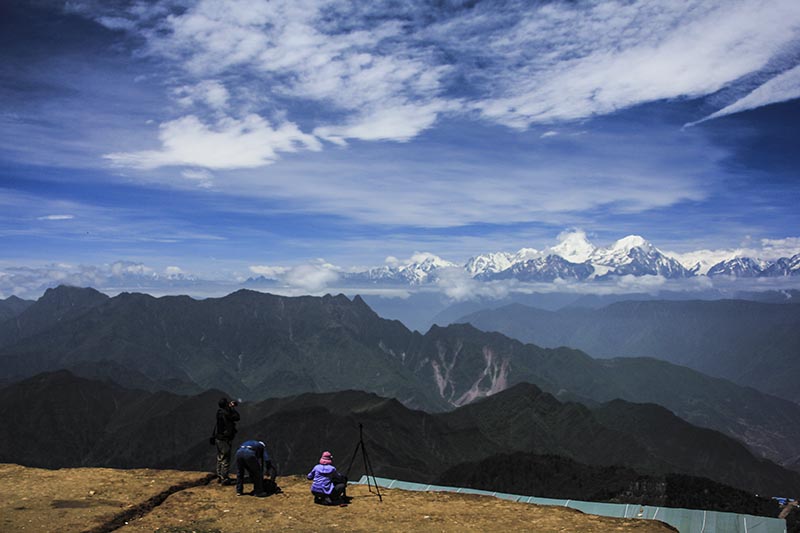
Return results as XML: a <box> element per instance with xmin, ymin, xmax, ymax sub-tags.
<box><xmin>215</xmin><ymin>439</ymin><xmax>232</xmax><ymax>480</ymax></box>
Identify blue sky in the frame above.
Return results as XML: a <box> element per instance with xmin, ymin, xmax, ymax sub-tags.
<box><xmin>1</xmin><ymin>0</ymin><xmax>800</xmax><ymax>297</ymax></box>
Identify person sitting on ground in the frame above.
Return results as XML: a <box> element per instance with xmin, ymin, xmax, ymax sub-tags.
<box><xmin>307</xmin><ymin>451</ymin><xmax>347</xmax><ymax>505</ymax></box>
<box><xmin>235</xmin><ymin>439</ymin><xmax>271</xmax><ymax>497</ymax></box>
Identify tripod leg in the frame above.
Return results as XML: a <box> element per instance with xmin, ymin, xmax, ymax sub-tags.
<box><xmin>361</xmin><ymin>439</ymin><xmax>371</xmax><ymax>492</ymax></box>
<box><xmin>360</xmin><ymin>439</ymin><xmax>382</xmax><ymax>502</ymax></box>
<box><xmin>345</xmin><ymin>423</ymin><xmax>365</xmax><ymax>481</ymax></box>
<box><xmin>345</xmin><ymin>440</ymin><xmax>361</xmax><ymax>480</ymax></box>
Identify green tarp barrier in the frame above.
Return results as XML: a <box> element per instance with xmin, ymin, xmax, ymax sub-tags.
<box><xmin>353</xmin><ymin>476</ymin><xmax>787</xmax><ymax>533</ymax></box>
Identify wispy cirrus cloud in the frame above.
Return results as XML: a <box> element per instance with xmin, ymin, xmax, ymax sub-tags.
<box><xmin>689</xmin><ymin>65</ymin><xmax>800</xmax><ymax>125</ymax></box>
<box><xmin>212</xmin><ymin>123</ymin><xmax>718</xmax><ymax>228</ymax></box>
<box><xmin>173</xmin><ymin>80</ymin><xmax>230</xmax><ymax>111</ymax></box>
<box><xmin>37</xmin><ymin>214</ymin><xmax>75</xmax><ymax>221</ymax></box>
<box><xmin>83</xmin><ymin>0</ymin><xmax>455</xmax><ymax>166</ymax></box>
<box><xmin>460</xmin><ymin>0</ymin><xmax>800</xmax><ymax>127</ymax></box>
<box><xmin>73</xmin><ymin>0</ymin><xmax>800</xmax><ymax>171</ymax></box>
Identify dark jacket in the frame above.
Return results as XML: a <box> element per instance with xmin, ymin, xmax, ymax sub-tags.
<box><xmin>215</xmin><ymin>406</ymin><xmax>240</xmax><ymax>441</ymax></box>
<box><xmin>236</xmin><ymin>440</ymin><xmax>270</xmax><ymax>464</ymax></box>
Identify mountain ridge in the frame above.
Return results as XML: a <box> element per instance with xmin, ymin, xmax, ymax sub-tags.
<box><xmin>3</xmin><ymin>285</ymin><xmax>800</xmax><ymax>470</ymax></box>
<box><xmin>2</xmin><ymin>370</ymin><xmax>799</xmax><ymax>500</ymax></box>
<box><xmin>0</xmin><ymin>295</ymin><xmax>33</xmax><ymax>323</ymax></box>
<box><xmin>456</xmin><ymin>299</ymin><xmax>800</xmax><ymax>405</ymax></box>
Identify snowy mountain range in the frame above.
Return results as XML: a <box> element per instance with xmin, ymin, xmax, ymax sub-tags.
<box><xmin>343</xmin><ymin>253</ymin><xmax>459</xmax><ymax>285</ymax></box>
<box><xmin>343</xmin><ymin>233</ymin><xmax>800</xmax><ymax>286</ymax></box>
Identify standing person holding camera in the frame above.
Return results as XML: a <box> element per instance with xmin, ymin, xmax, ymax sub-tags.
<box><xmin>212</xmin><ymin>397</ymin><xmax>240</xmax><ymax>485</ymax></box>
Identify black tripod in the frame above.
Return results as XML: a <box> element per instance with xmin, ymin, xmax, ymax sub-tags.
<box><xmin>345</xmin><ymin>423</ymin><xmax>383</xmax><ymax>502</ymax></box>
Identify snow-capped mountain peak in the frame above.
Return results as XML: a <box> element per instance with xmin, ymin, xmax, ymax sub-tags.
<box><xmin>548</xmin><ymin>231</ymin><xmax>595</xmax><ymax>263</ymax></box>
<box><xmin>610</xmin><ymin>235</ymin><xmax>651</xmax><ymax>252</ymax></box>
<box><xmin>590</xmin><ymin>235</ymin><xmax>691</xmax><ymax>278</ymax></box>
<box><xmin>763</xmin><ymin>253</ymin><xmax>800</xmax><ymax>276</ymax></box>
<box><xmin>707</xmin><ymin>256</ymin><xmax>765</xmax><ymax>277</ymax></box>
<box><xmin>402</xmin><ymin>252</ymin><xmax>457</xmax><ymax>271</ymax></box>
<box><xmin>344</xmin><ymin>233</ymin><xmax>800</xmax><ymax>287</ymax></box>
<box><xmin>464</xmin><ymin>252</ymin><xmax>514</xmax><ymax>276</ymax></box>
<box><xmin>512</xmin><ymin>248</ymin><xmax>542</xmax><ymax>262</ymax></box>
<box><xmin>396</xmin><ymin>253</ymin><xmax>458</xmax><ymax>284</ymax></box>
<box><xmin>591</xmin><ymin>235</ymin><xmax>656</xmax><ymax>266</ymax></box>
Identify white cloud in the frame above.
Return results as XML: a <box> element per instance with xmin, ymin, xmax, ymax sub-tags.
<box><xmin>212</xmin><ymin>124</ymin><xmax>716</xmax><ymax>227</ymax></box>
<box><xmin>314</xmin><ymin>100</ymin><xmax>455</xmax><ymax>144</ymax></box>
<box><xmin>181</xmin><ymin>168</ymin><xmax>214</xmax><ymax>188</ymax></box>
<box><xmin>249</xmin><ymin>265</ymin><xmax>290</xmax><ymax>279</ymax></box>
<box><xmin>77</xmin><ymin>0</ymin><xmax>800</xmax><ymax>171</ymax></box>
<box><xmin>435</xmin><ymin>268</ymin><xmax>514</xmax><ymax>301</ymax></box>
<box><xmin>247</xmin><ymin>260</ymin><xmax>339</xmax><ymax>292</ymax></box>
<box><xmin>95</xmin><ymin>16</ymin><xmax>137</xmax><ymax>31</ymax></box>
<box><xmin>110</xmin><ymin>261</ymin><xmax>155</xmax><ymax>277</ymax></box>
<box><xmin>284</xmin><ymin>263</ymin><xmax>339</xmax><ymax>292</ymax></box>
<box><xmin>105</xmin><ymin>114</ymin><xmax>321</xmax><ymax>169</ymax></box>
<box><xmin>0</xmin><ymin>261</ymin><xmax>154</xmax><ymax>299</ymax></box>
<box><xmin>37</xmin><ymin>215</ymin><xmax>75</xmax><ymax>221</ymax></box>
<box><xmin>129</xmin><ymin>0</ymin><xmax>452</xmax><ymax>144</ymax></box>
<box><xmin>760</xmin><ymin>237</ymin><xmax>800</xmax><ymax>259</ymax></box>
<box><xmin>174</xmin><ymin>80</ymin><xmax>231</xmax><ymax>110</ymax></box>
<box><xmin>690</xmin><ymin>64</ymin><xmax>800</xmax><ymax>124</ymax></box>
<box><xmin>75</xmin><ymin>0</ymin><xmax>800</xmax><ymax>143</ymax></box>
<box><xmin>466</xmin><ymin>0</ymin><xmax>800</xmax><ymax>127</ymax></box>
<box><xmin>45</xmin><ymin>0</ymin><xmax>799</xmax><ymax>240</ymax></box>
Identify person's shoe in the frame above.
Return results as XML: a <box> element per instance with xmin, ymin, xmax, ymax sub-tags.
<box><xmin>255</xmin><ymin>492</ymin><xmax>268</xmax><ymax>498</ymax></box>
<box><xmin>236</xmin><ymin>492</ymin><xmax>244</xmax><ymax>496</ymax></box>
<box><xmin>220</xmin><ymin>478</ymin><xmax>233</xmax><ymax>486</ymax></box>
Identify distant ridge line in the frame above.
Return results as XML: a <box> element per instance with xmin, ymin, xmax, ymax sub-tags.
<box><xmin>354</xmin><ymin>476</ymin><xmax>786</xmax><ymax>533</ymax></box>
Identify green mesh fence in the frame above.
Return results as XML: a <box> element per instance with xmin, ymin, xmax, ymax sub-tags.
<box><xmin>353</xmin><ymin>476</ymin><xmax>787</xmax><ymax>533</ymax></box>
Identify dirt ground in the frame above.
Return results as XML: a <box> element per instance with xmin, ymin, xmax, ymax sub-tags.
<box><xmin>1</xmin><ymin>464</ymin><xmax>675</xmax><ymax>532</ymax></box>
<box><xmin>0</xmin><ymin>463</ymin><xmax>209</xmax><ymax>532</ymax></box>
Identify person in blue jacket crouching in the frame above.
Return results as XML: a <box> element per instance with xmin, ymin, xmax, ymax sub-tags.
<box><xmin>235</xmin><ymin>439</ymin><xmax>271</xmax><ymax>497</ymax></box>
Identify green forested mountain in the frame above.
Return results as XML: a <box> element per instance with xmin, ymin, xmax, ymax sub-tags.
<box><xmin>0</xmin><ymin>286</ymin><xmax>443</xmax><ymax>410</ymax></box>
<box><xmin>457</xmin><ymin>299</ymin><xmax>800</xmax><ymax>404</ymax></box>
<box><xmin>1</xmin><ymin>371</ymin><xmax>797</xmax><ymax>503</ymax></box>
<box><xmin>2</xmin><ymin>286</ymin><xmax>800</xmax><ymax>471</ymax></box>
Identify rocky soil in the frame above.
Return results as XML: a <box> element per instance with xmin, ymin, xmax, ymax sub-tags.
<box><xmin>1</xmin><ymin>464</ymin><xmax>675</xmax><ymax>532</ymax></box>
